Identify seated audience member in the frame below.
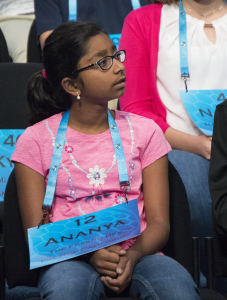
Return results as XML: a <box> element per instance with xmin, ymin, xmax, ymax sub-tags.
<box><xmin>11</xmin><ymin>22</ymin><xmax>200</xmax><ymax>300</ymax></box>
<box><xmin>119</xmin><ymin>0</ymin><xmax>227</xmax><ymax>281</ymax></box>
<box><xmin>0</xmin><ymin>0</ymin><xmax>35</xmax><ymax>62</ymax></box>
<box><xmin>209</xmin><ymin>100</ymin><xmax>227</xmax><ymax>235</ymax></box>
<box><xmin>35</xmin><ymin>0</ymin><xmax>148</xmax><ymax>50</ymax></box>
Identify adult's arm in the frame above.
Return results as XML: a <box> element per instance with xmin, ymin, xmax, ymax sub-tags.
<box><xmin>209</xmin><ymin>102</ymin><xmax>227</xmax><ymax>234</ymax></box>
<box><xmin>35</xmin><ymin>0</ymin><xmax>64</xmax><ymax>49</ymax></box>
<box><xmin>119</xmin><ymin>6</ymin><xmax>169</xmax><ymax>133</ymax></box>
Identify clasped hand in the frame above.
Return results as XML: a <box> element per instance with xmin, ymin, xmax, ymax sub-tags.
<box><xmin>90</xmin><ymin>245</ymin><xmax>135</xmax><ymax>294</ymax></box>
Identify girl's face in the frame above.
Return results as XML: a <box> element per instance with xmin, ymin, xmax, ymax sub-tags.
<box><xmin>76</xmin><ymin>33</ymin><xmax>126</xmax><ymax>104</ymax></box>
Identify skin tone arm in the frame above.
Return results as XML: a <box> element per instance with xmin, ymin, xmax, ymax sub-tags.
<box><xmin>102</xmin><ymin>154</ymin><xmax>170</xmax><ymax>293</ymax></box>
<box><xmin>40</xmin><ymin>30</ymin><xmax>53</xmax><ymax>50</ymax></box>
<box><xmin>14</xmin><ymin>162</ymin><xmax>49</xmax><ymax>244</ymax></box>
<box><xmin>165</xmin><ymin>127</ymin><xmax>212</xmax><ymax>160</ymax></box>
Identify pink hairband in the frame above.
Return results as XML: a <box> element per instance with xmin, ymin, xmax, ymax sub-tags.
<box><xmin>42</xmin><ymin>69</ymin><xmax>47</xmax><ymax>80</ymax></box>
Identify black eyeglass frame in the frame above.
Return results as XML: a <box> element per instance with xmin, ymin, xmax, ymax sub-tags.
<box><xmin>76</xmin><ymin>50</ymin><xmax>126</xmax><ymax>73</ymax></box>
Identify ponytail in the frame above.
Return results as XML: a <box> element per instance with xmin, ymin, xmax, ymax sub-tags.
<box><xmin>27</xmin><ymin>70</ymin><xmax>71</xmax><ymax>125</ymax></box>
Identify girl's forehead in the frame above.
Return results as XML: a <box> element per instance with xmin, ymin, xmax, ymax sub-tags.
<box><xmin>86</xmin><ymin>33</ymin><xmax>115</xmax><ymax>56</ymax></box>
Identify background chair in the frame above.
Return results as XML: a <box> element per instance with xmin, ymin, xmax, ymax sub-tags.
<box><xmin>0</xmin><ymin>62</ymin><xmax>43</xmax><ymax>129</ymax></box>
<box><xmin>0</xmin><ymin>62</ymin><xmax>43</xmax><ymax>300</ymax></box>
<box><xmin>0</xmin><ymin>62</ymin><xmax>43</xmax><ymax>242</ymax></box>
<box><xmin>0</xmin><ymin>162</ymin><xmax>225</xmax><ymax>300</ymax></box>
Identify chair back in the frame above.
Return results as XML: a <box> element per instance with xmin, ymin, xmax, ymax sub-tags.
<box><xmin>0</xmin><ymin>62</ymin><xmax>43</xmax><ymax>129</ymax></box>
<box><xmin>3</xmin><ymin>170</ymin><xmax>40</xmax><ymax>288</ymax></box>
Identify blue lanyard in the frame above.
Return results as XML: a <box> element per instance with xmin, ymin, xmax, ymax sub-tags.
<box><xmin>69</xmin><ymin>0</ymin><xmax>77</xmax><ymax>21</ymax></box>
<box><xmin>179</xmin><ymin>0</ymin><xmax>190</xmax><ymax>92</ymax></box>
<box><xmin>43</xmin><ymin>110</ymin><xmax>130</xmax><ymax>209</ymax></box>
<box><xmin>68</xmin><ymin>0</ymin><xmax>141</xmax><ymax>21</ymax></box>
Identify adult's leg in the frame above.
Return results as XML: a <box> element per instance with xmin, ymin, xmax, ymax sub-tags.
<box><xmin>38</xmin><ymin>259</ymin><xmax>106</xmax><ymax>300</ymax></box>
<box><xmin>168</xmin><ymin>150</ymin><xmax>212</xmax><ymax>282</ymax></box>
<box><xmin>129</xmin><ymin>255</ymin><xmax>200</xmax><ymax>300</ymax></box>
<box><xmin>0</xmin><ymin>15</ymin><xmax>35</xmax><ymax>62</ymax></box>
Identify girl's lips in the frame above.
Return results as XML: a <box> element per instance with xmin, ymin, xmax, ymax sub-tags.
<box><xmin>114</xmin><ymin>77</ymin><xmax>126</xmax><ymax>88</ymax></box>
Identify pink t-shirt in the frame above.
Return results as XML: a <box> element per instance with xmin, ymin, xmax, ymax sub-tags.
<box><xmin>12</xmin><ymin>110</ymin><xmax>171</xmax><ymax>250</ymax></box>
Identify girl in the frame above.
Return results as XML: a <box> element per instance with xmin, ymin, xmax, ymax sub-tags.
<box><xmin>11</xmin><ymin>22</ymin><xmax>200</xmax><ymax>300</ymax></box>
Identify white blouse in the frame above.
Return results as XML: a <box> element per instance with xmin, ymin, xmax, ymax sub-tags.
<box><xmin>157</xmin><ymin>4</ymin><xmax>227</xmax><ymax>135</ymax></box>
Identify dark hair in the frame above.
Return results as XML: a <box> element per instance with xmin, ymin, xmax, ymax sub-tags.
<box><xmin>27</xmin><ymin>22</ymin><xmax>104</xmax><ymax>125</ymax></box>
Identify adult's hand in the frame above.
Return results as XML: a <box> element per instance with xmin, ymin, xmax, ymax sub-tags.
<box><xmin>194</xmin><ymin>135</ymin><xmax>212</xmax><ymax>160</ymax></box>
<box><xmin>90</xmin><ymin>245</ymin><xmax>126</xmax><ymax>278</ymax></box>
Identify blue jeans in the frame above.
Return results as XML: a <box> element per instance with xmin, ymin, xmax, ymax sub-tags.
<box><xmin>168</xmin><ymin>150</ymin><xmax>212</xmax><ymax>283</ymax></box>
<box><xmin>38</xmin><ymin>255</ymin><xmax>200</xmax><ymax>300</ymax></box>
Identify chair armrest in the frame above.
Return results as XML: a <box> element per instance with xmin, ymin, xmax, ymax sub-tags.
<box><xmin>192</xmin><ymin>237</ymin><xmax>200</xmax><ymax>287</ymax></box>
<box><xmin>205</xmin><ymin>237</ymin><xmax>214</xmax><ymax>290</ymax></box>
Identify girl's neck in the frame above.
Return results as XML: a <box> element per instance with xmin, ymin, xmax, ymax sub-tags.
<box><xmin>67</xmin><ymin>102</ymin><xmax>115</xmax><ymax>135</ymax></box>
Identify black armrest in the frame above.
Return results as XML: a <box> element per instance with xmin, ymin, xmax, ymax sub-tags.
<box><xmin>205</xmin><ymin>237</ymin><xmax>214</xmax><ymax>290</ymax></box>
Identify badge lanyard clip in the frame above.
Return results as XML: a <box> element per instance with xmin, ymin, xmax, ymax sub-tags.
<box><xmin>181</xmin><ymin>74</ymin><xmax>190</xmax><ymax>93</ymax></box>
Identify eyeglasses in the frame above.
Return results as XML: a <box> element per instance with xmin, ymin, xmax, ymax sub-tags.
<box><xmin>76</xmin><ymin>50</ymin><xmax>126</xmax><ymax>73</ymax></box>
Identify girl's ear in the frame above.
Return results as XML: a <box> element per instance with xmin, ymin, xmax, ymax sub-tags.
<box><xmin>61</xmin><ymin>78</ymin><xmax>81</xmax><ymax>98</ymax></box>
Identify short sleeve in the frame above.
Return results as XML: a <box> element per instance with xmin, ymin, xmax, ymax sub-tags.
<box><xmin>11</xmin><ymin>127</ymin><xmax>44</xmax><ymax>176</ymax></box>
<box><xmin>141</xmin><ymin>120</ymin><xmax>171</xmax><ymax>170</ymax></box>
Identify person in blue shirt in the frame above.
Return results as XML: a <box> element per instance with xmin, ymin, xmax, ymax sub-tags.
<box><xmin>35</xmin><ymin>0</ymin><xmax>148</xmax><ymax>50</ymax></box>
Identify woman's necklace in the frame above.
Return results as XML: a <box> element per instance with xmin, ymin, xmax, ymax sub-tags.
<box><xmin>183</xmin><ymin>3</ymin><xmax>224</xmax><ymax>20</ymax></box>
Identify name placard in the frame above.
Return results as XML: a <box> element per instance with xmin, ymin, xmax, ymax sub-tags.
<box><xmin>179</xmin><ymin>90</ymin><xmax>227</xmax><ymax>135</ymax></box>
<box><xmin>28</xmin><ymin>199</ymin><xmax>140</xmax><ymax>269</ymax></box>
<box><xmin>0</xmin><ymin>129</ymin><xmax>25</xmax><ymax>201</ymax></box>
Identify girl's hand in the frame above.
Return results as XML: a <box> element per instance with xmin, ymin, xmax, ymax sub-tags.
<box><xmin>101</xmin><ymin>252</ymin><xmax>136</xmax><ymax>294</ymax></box>
<box><xmin>90</xmin><ymin>245</ymin><xmax>126</xmax><ymax>277</ymax></box>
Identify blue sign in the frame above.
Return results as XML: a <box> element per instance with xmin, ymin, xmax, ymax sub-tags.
<box><xmin>179</xmin><ymin>90</ymin><xmax>227</xmax><ymax>135</ymax></box>
<box><xmin>28</xmin><ymin>199</ymin><xmax>140</xmax><ymax>269</ymax></box>
<box><xmin>0</xmin><ymin>129</ymin><xmax>25</xmax><ymax>201</ymax></box>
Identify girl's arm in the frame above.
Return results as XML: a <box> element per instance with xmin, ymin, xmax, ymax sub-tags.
<box><xmin>102</xmin><ymin>154</ymin><xmax>170</xmax><ymax>293</ymax></box>
<box><xmin>14</xmin><ymin>162</ymin><xmax>49</xmax><ymax>244</ymax></box>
